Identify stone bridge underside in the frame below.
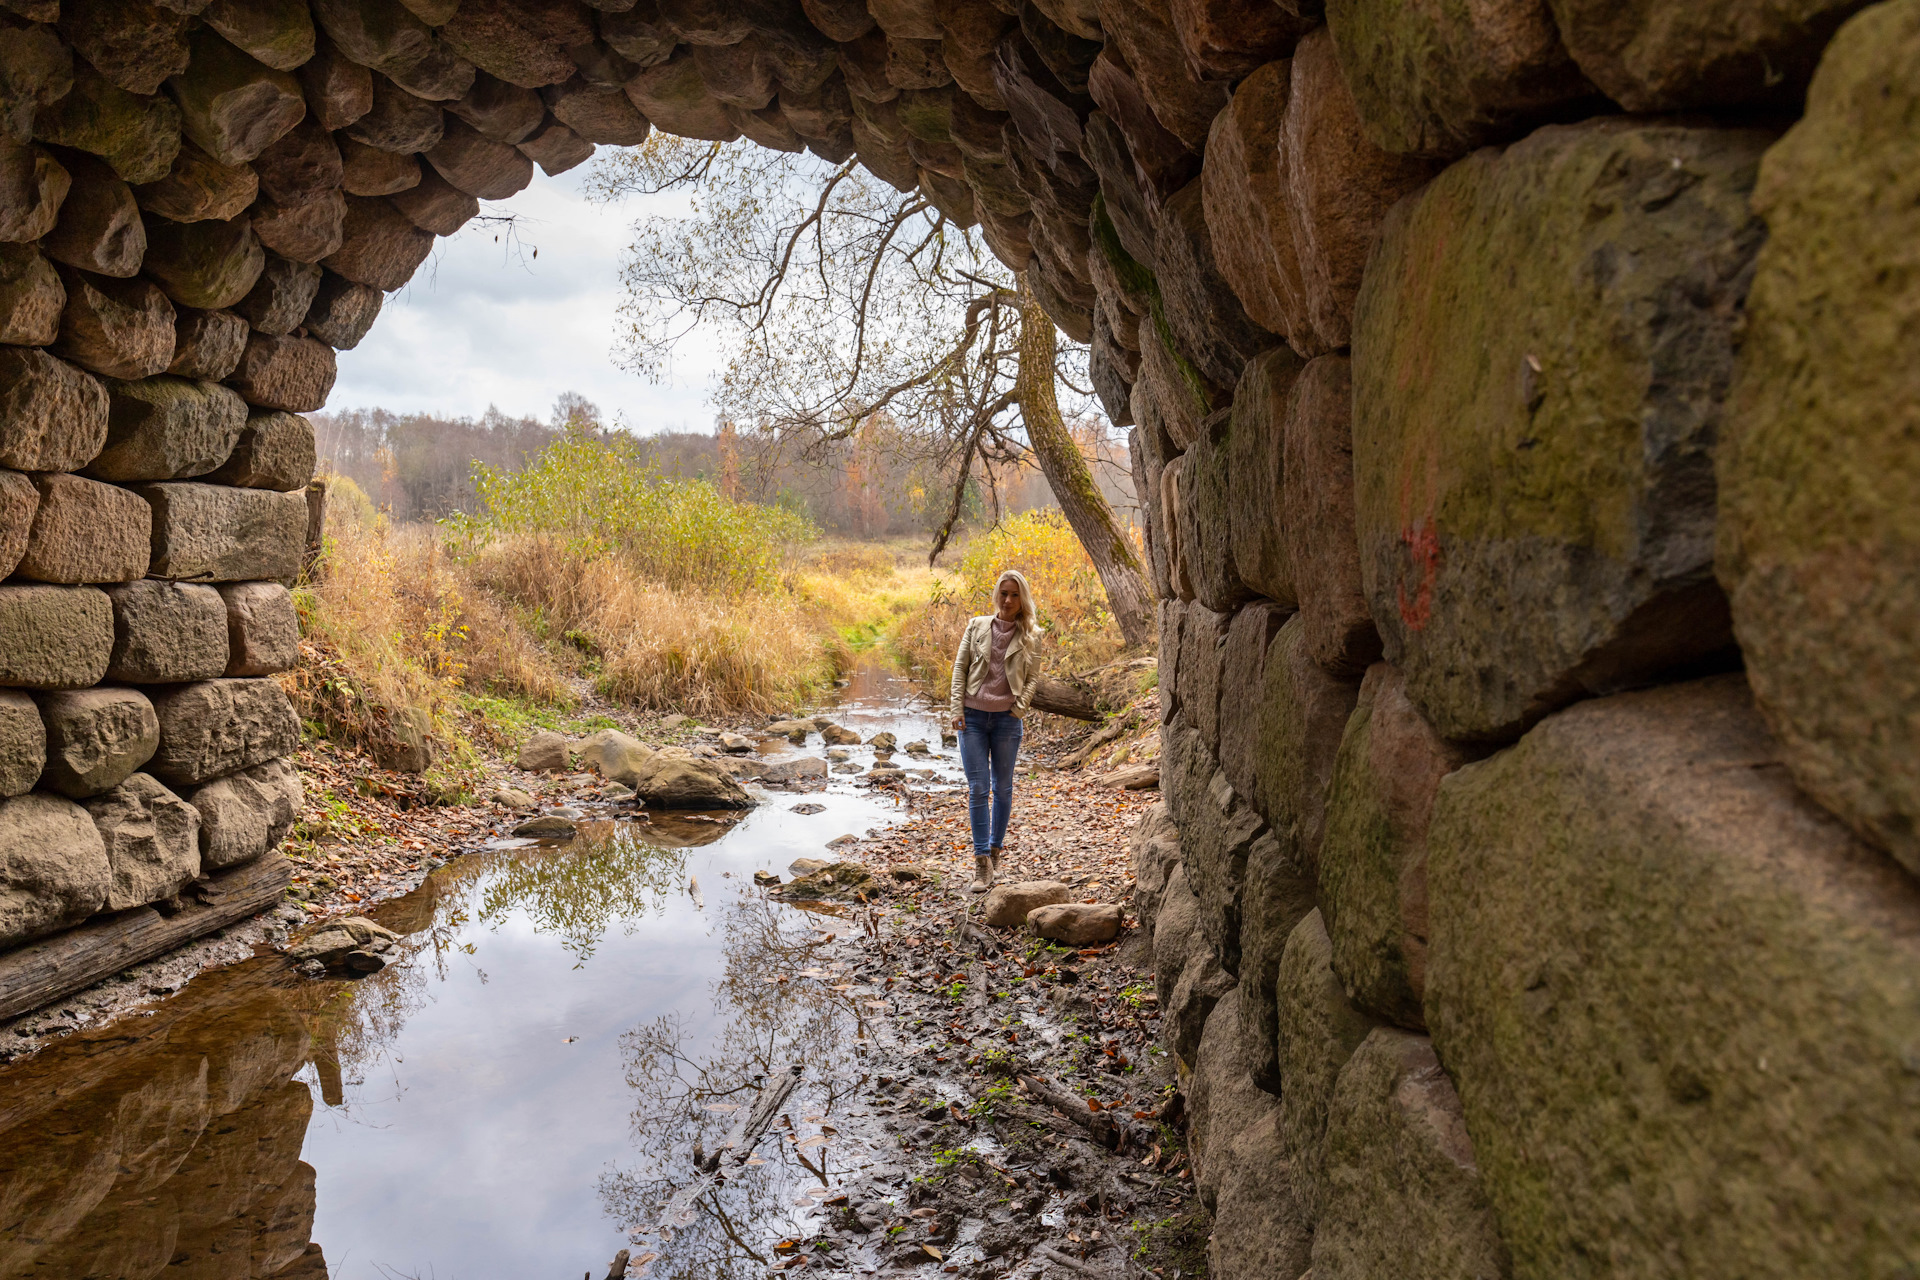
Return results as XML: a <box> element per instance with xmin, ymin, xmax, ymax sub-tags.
<box><xmin>0</xmin><ymin>0</ymin><xmax>1917</xmax><ymax>1275</ymax></box>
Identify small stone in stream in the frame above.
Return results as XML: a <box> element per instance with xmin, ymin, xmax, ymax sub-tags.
<box><xmin>512</xmin><ymin>813</ymin><xmax>576</xmax><ymax>839</ymax></box>
<box><xmin>344</xmin><ymin>948</ymin><xmax>386</xmax><ymax>972</ymax></box>
<box><xmin>719</xmin><ymin>731</ymin><xmax>755</xmax><ymax>752</ymax></box>
<box><xmin>515</xmin><ymin>729</ymin><xmax>570</xmax><ymax>771</ymax></box>
<box><xmin>791</xmin><ymin>802</ymin><xmax>826</xmax><ymax>814</ymax></box>
<box><xmin>827</xmin><ymin>833</ymin><xmax>861</xmax><ymax>848</ymax></box>
<box><xmin>791</xmin><ymin>856</ymin><xmax>832</xmax><ymax>874</ymax></box>
<box><xmin>981</xmin><ymin>880</ymin><xmax>1072</xmax><ymax>927</ymax></box>
<box><xmin>660</xmin><ymin>713</ymin><xmax>692</xmax><ymax>729</ymax></box>
<box><xmin>867</xmin><ymin>731</ymin><xmax>897</xmax><ymax>751</ymax></box>
<box><xmin>889</xmin><ymin>863</ymin><xmax>928</xmax><ymax>881</ymax></box>
<box><xmin>941</xmin><ymin>729</ymin><xmax>958</xmax><ymax>747</ymax></box>
<box><xmin>827</xmin><ymin>747</ymin><xmax>851</xmax><ymax>761</ymax></box>
<box><xmin>765</xmin><ymin>717</ymin><xmax>814</xmax><ymax>742</ymax></box>
<box><xmin>753</xmin><ymin>869</ymin><xmax>781</xmax><ymax>886</ymax></box>
<box><xmin>289</xmin><ymin>914</ymin><xmax>398</xmax><ymax>965</ymax></box>
<box><xmin>832</xmin><ymin>762</ymin><xmax>864</xmax><ymax>774</ymax></box>
<box><xmin>869</xmin><ymin>760</ymin><xmax>903</xmax><ymax>774</ymax></box>
<box><xmin>905</xmin><ymin>740</ymin><xmax>930</xmax><ymax>755</ymax></box>
<box><xmin>1028</xmin><ymin>902</ymin><xmax>1124</xmax><ymax>944</ymax></box>
<box><xmin>820</xmin><ymin>722</ymin><xmax>861</xmax><ymax>746</ymax></box>
<box><xmin>491</xmin><ymin>787</ymin><xmax>536</xmax><ymax>809</ymax></box>
<box><xmin>604</xmin><ymin>782</ymin><xmax>634</xmax><ymax>799</ymax></box>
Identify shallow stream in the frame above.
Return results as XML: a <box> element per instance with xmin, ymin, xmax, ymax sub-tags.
<box><xmin>0</xmin><ymin>662</ymin><xmax>965</xmax><ymax>1279</ymax></box>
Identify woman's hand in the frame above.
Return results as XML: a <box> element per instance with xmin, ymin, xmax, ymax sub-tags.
<box><xmin>952</xmin><ymin>713</ymin><xmax>966</xmax><ymax>733</ymax></box>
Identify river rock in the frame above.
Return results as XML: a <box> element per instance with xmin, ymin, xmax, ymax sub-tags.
<box><xmin>1276</xmin><ymin>907</ymin><xmax>1379</xmax><ymax>1219</ymax></box>
<box><xmin>103</xmin><ymin>580</ymin><xmax>228</xmax><ymax>684</ymax></box>
<box><xmin>32</xmin><ymin>61</ymin><xmax>182</xmax><ymax>185</ymax></box>
<box><xmin>131</xmin><ymin>139</ymin><xmax>260</xmax><ymax>224</ymax></box>
<box><xmin>41</xmin><ymin>151</ymin><xmax>143</xmax><ymax>278</ymax></box>
<box><xmin>36</xmin><ymin>685</ymin><xmax>160</xmax><ymax>798</ymax></box>
<box><xmin>764</xmin><ymin>718</ymin><xmax>813</xmax><ymax>743</ymax></box>
<box><xmin>83</xmin><ymin>771</ymin><xmax>201</xmax><ymax>911</ymax></box>
<box><xmin>0</xmin><ymin>347</ymin><xmax>108</xmax><ymax>471</ymax></box>
<box><xmin>1326</xmin><ymin>0</ymin><xmax>1592</xmax><ymax>160</ymax></box>
<box><xmin>491</xmin><ymin>786</ymin><xmax>536</xmax><ymax>809</ymax></box>
<box><xmin>760</xmin><ymin>756</ymin><xmax>829</xmax><ymax>782</ymax></box>
<box><xmin>302</xmin><ymin>272</ymin><xmax>382</xmax><ymax>350</ymax></box>
<box><xmin>1281</xmin><ymin>30</ymin><xmax>1441</xmax><ymax>352</ymax></box>
<box><xmin>512</xmin><ymin>813</ymin><xmax>576</xmax><ymax>839</ymax></box>
<box><xmin>0</xmin><ymin>584</ymin><xmax>113</xmax><ymax>689</ymax></box>
<box><xmin>613</xmin><ymin>754</ymin><xmax>754</xmax><ymax>809</ymax></box>
<box><xmin>0</xmin><ymin>791</ymin><xmax>110</xmax><ymax>948</ymax></box>
<box><xmin>323</xmin><ymin>195</ymin><xmax>434</xmax><ymax>290</ymax></box>
<box><xmin>219</xmin><ymin>581</ymin><xmax>299</xmax><ymax>677</ymax></box>
<box><xmin>1027</xmin><ymin>901</ymin><xmax>1122</xmax><ymax>944</ymax></box>
<box><xmin>577</xmin><ymin>728</ymin><xmax>651</xmax><ymax>778</ymax></box>
<box><xmin>338</xmin><ymin>137</ymin><xmax>421</xmax><ymax>195</ymax></box>
<box><xmin>145</xmin><ymin>677</ymin><xmax>300</xmax><ymax>787</ymax></box>
<box><xmin>207</xmin><ymin>411</ymin><xmax>315</xmax><ymax>491</ymax></box>
<box><xmin>1425</xmin><ymin>674</ymin><xmax>1920</xmax><ymax>1279</ymax></box>
<box><xmin>0</xmin><ymin>242</ymin><xmax>63</xmax><ymax>345</ymax></box>
<box><xmin>86</xmin><ymin>375</ymin><xmax>248</xmax><ymax>482</ymax></box>
<box><xmin>981</xmin><ymin>879</ymin><xmax>1070</xmax><ymax>927</ymax></box>
<box><xmin>516</xmin><ymin>729</ymin><xmax>571</xmax><ymax>771</ymax></box>
<box><xmin>168</xmin><ymin>308</ymin><xmax>250</xmax><ymax>380</ymax></box>
<box><xmin>1284</xmin><ymin>355</ymin><xmax>1379</xmax><ymax>676</ymax></box>
<box><xmin>1313</xmin><ymin>1026</ymin><xmax>1507</xmax><ymax>1277</ymax></box>
<box><xmin>819</xmin><ymin>722</ymin><xmax>860</xmax><ymax>746</ymax></box>
<box><xmin>1715</xmin><ymin>2</ymin><xmax>1920</xmax><ymax>877</ymax></box>
<box><xmin>0</xmin><ymin>689</ymin><xmax>43</xmax><ymax>796</ymax></box>
<box><xmin>142</xmin><ymin>213</ymin><xmax>265</xmax><ymax>310</ymax></box>
<box><xmin>717</xmin><ymin>731</ymin><xmax>755</xmax><ymax>753</ymax></box>
<box><xmin>288</xmin><ymin>914</ymin><xmax>399</xmax><ymax>966</ymax></box>
<box><xmin>1352</xmin><ymin>118</ymin><xmax>1769</xmax><ymax>745</ymax></box>
<box><xmin>51</xmin><ymin>268</ymin><xmax>176</xmax><ymax>381</ymax></box>
<box><xmin>140</xmin><ymin>482</ymin><xmax>307</xmax><ymax>581</ymax></box>
<box><xmin>14</xmin><ymin>473</ymin><xmax>148</xmax><ymax>585</ymax></box>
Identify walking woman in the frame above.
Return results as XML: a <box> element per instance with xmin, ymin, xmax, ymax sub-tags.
<box><xmin>951</xmin><ymin>569</ymin><xmax>1042</xmax><ymax>893</ymax></box>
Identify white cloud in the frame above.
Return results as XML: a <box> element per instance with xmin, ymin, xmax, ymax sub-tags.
<box><xmin>328</xmin><ymin>164</ymin><xmax>719</xmax><ymax>436</ymax></box>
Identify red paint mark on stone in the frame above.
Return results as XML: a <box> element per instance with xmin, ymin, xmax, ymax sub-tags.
<box><xmin>1398</xmin><ymin>520</ymin><xmax>1441</xmax><ymax>631</ymax></box>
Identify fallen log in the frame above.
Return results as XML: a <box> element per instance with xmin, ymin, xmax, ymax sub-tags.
<box><xmin>1017</xmin><ymin>1072</ymin><xmax>1121</xmax><ymax>1149</ymax></box>
<box><xmin>699</xmin><ymin>1061</ymin><xmax>803</xmax><ymax>1173</ymax></box>
<box><xmin>0</xmin><ymin>853</ymin><xmax>292</xmax><ymax>1021</ymax></box>
<box><xmin>1029</xmin><ymin>676</ymin><xmax>1101</xmax><ymax>722</ymax></box>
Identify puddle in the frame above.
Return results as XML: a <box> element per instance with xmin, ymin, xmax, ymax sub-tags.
<box><xmin>0</xmin><ymin>662</ymin><xmax>963</xmax><ymax>1279</ymax></box>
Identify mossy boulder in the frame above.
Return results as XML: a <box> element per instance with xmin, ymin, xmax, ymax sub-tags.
<box><xmin>34</xmin><ymin>61</ymin><xmax>182</xmax><ymax>184</ymax></box>
<box><xmin>1715</xmin><ymin>0</ymin><xmax>1920</xmax><ymax>878</ymax></box>
<box><xmin>1426</xmin><ymin>675</ymin><xmax>1920</xmax><ymax>1279</ymax></box>
<box><xmin>143</xmin><ymin>213</ymin><xmax>266</xmax><ymax>310</ymax></box>
<box><xmin>1351</xmin><ymin>118</ymin><xmax>1771</xmax><ymax>745</ymax></box>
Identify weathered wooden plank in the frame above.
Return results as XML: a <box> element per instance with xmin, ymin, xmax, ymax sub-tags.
<box><xmin>0</xmin><ymin>853</ymin><xmax>291</xmax><ymax>1021</ymax></box>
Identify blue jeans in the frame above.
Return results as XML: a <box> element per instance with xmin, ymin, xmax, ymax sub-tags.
<box><xmin>960</xmin><ymin>708</ymin><xmax>1023</xmax><ymax>855</ymax></box>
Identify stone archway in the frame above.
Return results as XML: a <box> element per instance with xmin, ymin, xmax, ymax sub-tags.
<box><xmin>1</xmin><ymin>0</ymin><xmax>1918</xmax><ymax>1273</ymax></box>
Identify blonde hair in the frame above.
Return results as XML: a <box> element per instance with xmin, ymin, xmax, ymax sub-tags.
<box><xmin>995</xmin><ymin>569</ymin><xmax>1042</xmax><ymax>643</ymax></box>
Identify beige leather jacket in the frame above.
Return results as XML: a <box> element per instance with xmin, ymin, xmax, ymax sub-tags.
<box><xmin>949</xmin><ymin>614</ymin><xmax>1039</xmax><ymax>720</ymax></box>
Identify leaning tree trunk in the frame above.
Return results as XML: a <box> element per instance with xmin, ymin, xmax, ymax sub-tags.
<box><xmin>1015</xmin><ymin>278</ymin><xmax>1156</xmax><ymax>650</ymax></box>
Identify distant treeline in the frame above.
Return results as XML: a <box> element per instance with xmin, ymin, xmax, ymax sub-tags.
<box><xmin>310</xmin><ymin>397</ymin><xmax>1139</xmax><ymax>538</ymax></box>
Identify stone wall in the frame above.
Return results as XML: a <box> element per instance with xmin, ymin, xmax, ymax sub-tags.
<box><xmin>1</xmin><ymin>0</ymin><xmax>1916</xmax><ymax>1272</ymax></box>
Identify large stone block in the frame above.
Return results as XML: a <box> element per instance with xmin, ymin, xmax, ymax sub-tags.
<box><xmin>189</xmin><ymin>756</ymin><xmax>300</xmax><ymax>869</ymax></box>
<box><xmin>167</xmin><ymin>25</ymin><xmax>307</xmax><ymax>167</ymax></box>
<box><xmin>297</xmin><ymin>32</ymin><xmax>374</xmax><ymax>132</ymax></box>
<box><xmin>1276</xmin><ymin>907</ymin><xmax>1379</xmax><ymax>1220</ymax></box>
<box><xmin>1093</xmin><ymin>0</ymin><xmax>1228</xmax><ymax>153</ymax></box>
<box><xmin>1225</xmin><ymin>347</ymin><xmax>1304</xmax><ymax>606</ymax></box>
<box><xmin>0</xmin><ymin>467</ymin><xmax>30</xmax><ymax>579</ymax></box>
<box><xmin>1319</xmin><ymin>662</ymin><xmax>1471</xmax><ymax>1031</ymax></box>
<box><xmin>1177</xmin><ymin>602</ymin><xmax>1229</xmax><ymax>748</ymax></box>
<box><xmin>344</xmin><ymin>75</ymin><xmax>447</xmax><ymax>155</ymax></box>
<box><xmin>0</xmin><ymin>21</ymin><xmax>72</xmax><ymax>148</ymax></box>
<box><xmin>1182</xmin><ymin>763</ymin><xmax>1266</xmax><ymax>977</ymax></box>
<box><xmin>250</xmin><ymin>117</ymin><xmax>342</xmax><ymax>212</ymax></box>
<box><xmin>517</xmin><ymin>120</ymin><xmax>596</xmax><ymax>176</ymax></box>
<box><xmin>1218</xmin><ymin>599</ymin><xmax>1288</xmax><ymax>800</ymax></box>
<box><xmin>390</xmin><ymin>167</ymin><xmax>479</xmax><ymax>235</ymax></box>
<box><xmin>17</xmin><ymin>473</ymin><xmax>150</xmax><ymax>584</ymax></box>
<box><xmin>1314</xmin><ymin>1027</ymin><xmax>1509</xmax><ymax>1279</ymax></box>
<box><xmin>208</xmin><ymin>410</ymin><xmax>315</xmax><ymax>491</ymax></box>
<box><xmin>311</xmin><ymin>0</ymin><xmax>475</xmax><ymax>101</ymax></box>
<box><xmin>1158</xmin><ymin>866</ymin><xmax>1236</xmax><ymax>1068</ymax></box>
<box><xmin>32</xmin><ymin>62</ymin><xmax>182</xmax><ymax>185</ymax></box>
<box><xmin>103</xmin><ymin>580</ymin><xmax>230</xmax><ymax>684</ymax></box>
<box><xmin>168</xmin><ymin>307</ymin><xmax>250</xmax><ymax>381</ymax></box>
<box><xmin>302</xmin><ymin>272</ymin><xmax>382</xmax><ymax>350</ymax></box>
<box><xmin>452</xmin><ymin>72</ymin><xmax>547</xmax><ymax>145</ymax></box>
<box><xmin>87</xmin><ymin>375</ymin><xmax>249</xmax><ymax>482</ymax></box>
<box><xmin>1153</xmin><ymin>179</ymin><xmax>1275</xmax><ymax>389</ymax></box>
<box><xmin>1284</xmin><ymin>355</ymin><xmax>1379</xmax><ymax>676</ymax></box>
<box><xmin>129</xmin><ymin>139</ymin><xmax>260</xmax><ymax>223</ymax></box>
<box><xmin>146</xmin><ymin>677</ymin><xmax>299</xmax><ymax>787</ymax></box>
<box><xmin>1128</xmin><ymin>800</ymin><xmax>1182</xmax><ymax>935</ymax></box>
<box><xmin>1160</xmin><ymin>452</ymin><xmax>1192</xmax><ymax>601</ymax></box>
<box><xmin>219</xmin><ymin>581</ymin><xmax>298</xmax><ymax>677</ymax></box>
<box><xmin>36</xmin><ymin>685</ymin><xmax>160</xmax><ymax>798</ymax></box>
<box><xmin>0</xmin><ymin>585</ymin><xmax>113</xmax><ymax>689</ymax></box>
<box><xmin>139</xmin><ymin>482</ymin><xmax>307</xmax><ymax>582</ymax></box>
<box><xmin>339</xmin><ymin>136</ymin><xmax>422</xmax><ymax>196</ymax></box>
<box><xmin>202</xmin><ymin>0</ymin><xmax>319</xmax><ymax>72</ymax></box>
<box><xmin>425</xmin><ymin>116</ymin><xmax>534</xmax><ymax>200</ymax></box>
<box><xmin>0</xmin><ymin>346</ymin><xmax>109</xmax><ymax>471</ymax></box>
<box><xmin>57</xmin><ymin>0</ymin><xmax>192</xmax><ymax>97</ymax></box>
<box><xmin>51</xmin><ymin>268</ymin><xmax>177</xmax><ymax>380</ymax></box>
<box><xmin>1202</xmin><ymin>61</ymin><xmax>1316</xmax><ymax>357</ymax></box>
<box><xmin>1352</xmin><ymin>119</ymin><xmax>1768</xmax><ymax>745</ymax></box>
<box><xmin>0</xmin><ymin>688</ymin><xmax>45</xmax><ymax>796</ymax></box>
<box><xmin>1549</xmin><ymin>0</ymin><xmax>1872</xmax><ymax>113</ymax></box>
<box><xmin>1181</xmin><ymin>406</ymin><xmax>1252</xmax><ymax>613</ymax></box>
<box><xmin>1251</xmin><ymin>613</ymin><xmax>1361</xmax><ymax>872</ymax></box>
<box><xmin>225</xmin><ymin>333</ymin><xmax>336</xmax><ymax>413</ymax></box>
<box><xmin>440</xmin><ymin>0</ymin><xmax>586</xmax><ymax>89</ymax></box>
<box><xmin>0</xmin><ymin>139</ymin><xmax>68</xmax><ymax>242</ymax></box>
<box><xmin>41</xmin><ymin>151</ymin><xmax>144</xmax><ymax>278</ymax></box>
<box><xmin>0</xmin><ymin>242</ymin><xmax>64</xmax><ymax>344</ymax></box>
<box><xmin>548</xmin><ymin>81</ymin><xmax>653</xmax><ymax>146</ymax></box>
<box><xmin>83</xmin><ymin>771</ymin><xmax>201</xmax><ymax>911</ymax></box>
<box><xmin>1715</xmin><ymin>1</ymin><xmax>1920</xmax><ymax>877</ymax></box>
<box><xmin>251</xmin><ymin>188</ymin><xmax>348</xmax><ymax>263</ymax></box>
<box><xmin>627</xmin><ymin>50</ymin><xmax>740</xmax><ymax>142</ymax></box>
<box><xmin>1170</xmin><ymin>0</ymin><xmax>1313</xmax><ymax>82</ymax></box>
<box><xmin>0</xmin><ymin>791</ymin><xmax>109</xmax><ymax>947</ymax></box>
<box><xmin>1282</xmin><ymin>30</ymin><xmax>1440</xmax><ymax>351</ymax></box>
<box><xmin>1328</xmin><ymin>0</ymin><xmax>1594</xmax><ymax>160</ymax></box>
<box><xmin>142</xmin><ymin>212</ymin><xmax>266</xmax><ymax>310</ymax></box>
<box><xmin>1426</xmin><ymin>675</ymin><xmax>1920</xmax><ymax>1279</ymax></box>
<box><xmin>1237</xmin><ymin>824</ymin><xmax>1317</xmax><ymax>1093</ymax></box>
<box><xmin>237</xmin><ymin>254</ymin><xmax>322</xmax><ymax>335</ymax></box>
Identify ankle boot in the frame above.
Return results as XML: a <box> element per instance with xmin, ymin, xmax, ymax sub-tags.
<box><xmin>988</xmin><ymin>846</ymin><xmax>1002</xmax><ymax>874</ymax></box>
<box><xmin>969</xmin><ymin>855</ymin><xmax>994</xmax><ymax>893</ymax></box>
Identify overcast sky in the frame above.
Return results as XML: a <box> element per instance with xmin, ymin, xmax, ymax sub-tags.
<box><xmin>329</xmin><ymin>162</ymin><xmax>717</xmax><ymax>436</ymax></box>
